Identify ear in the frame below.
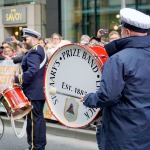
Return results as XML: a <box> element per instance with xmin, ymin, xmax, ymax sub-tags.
<box><xmin>126</xmin><ymin>29</ymin><xmax>131</xmax><ymax>36</ymax></box>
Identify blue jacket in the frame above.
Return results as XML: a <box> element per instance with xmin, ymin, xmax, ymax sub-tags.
<box><xmin>15</xmin><ymin>44</ymin><xmax>47</xmax><ymax>100</ymax></box>
<box><xmin>83</xmin><ymin>36</ymin><xmax>150</xmax><ymax>150</ymax></box>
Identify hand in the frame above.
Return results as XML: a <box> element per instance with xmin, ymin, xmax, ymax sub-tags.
<box><xmin>10</xmin><ymin>36</ymin><xmax>20</xmax><ymax>44</ymax></box>
<box><xmin>4</xmin><ymin>55</ymin><xmax>11</xmax><ymax>60</ymax></box>
<box><xmin>80</xmin><ymin>96</ymin><xmax>84</xmax><ymax>102</ymax></box>
<box><xmin>97</xmin><ymin>29</ymin><xmax>105</xmax><ymax>38</ymax></box>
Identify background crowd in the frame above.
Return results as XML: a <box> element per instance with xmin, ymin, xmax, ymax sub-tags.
<box><xmin>0</xmin><ymin>29</ymin><xmax>120</xmax><ymax>63</ymax></box>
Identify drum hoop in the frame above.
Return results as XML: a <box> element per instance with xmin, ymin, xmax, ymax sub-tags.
<box><xmin>2</xmin><ymin>85</ymin><xmax>22</xmax><ymax>95</ymax></box>
<box><xmin>44</xmin><ymin>44</ymin><xmax>106</xmax><ymax>128</ymax></box>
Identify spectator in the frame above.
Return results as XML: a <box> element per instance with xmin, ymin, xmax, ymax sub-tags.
<box><xmin>80</xmin><ymin>35</ymin><xmax>90</xmax><ymax>45</ymax></box>
<box><xmin>50</xmin><ymin>33</ymin><xmax>62</xmax><ymax>48</ymax></box>
<box><xmin>3</xmin><ymin>46</ymin><xmax>15</xmax><ymax>60</ymax></box>
<box><xmin>0</xmin><ymin>46</ymin><xmax>5</xmax><ymax>60</ymax></box>
<box><xmin>89</xmin><ymin>36</ymin><xmax>100</xmax><ymax>46</ymax></box>
<box><xmin>13</xmin><ymin>42</ymin><xmax>28</xmax><ymax>64</ymax></box>
<box><xmin>2</xmin><ymin>41</ymin><xmax>12</xmax><ymax>47</ymax></box>
<box><xmin>46</xmin><ymin>33</ymin><xmax>71</xmax><ymax>59</ymax></box>
<box><xmin>44</xmin><ymin>38</ymin><xmax>52</xmax><ymax>51</ymax></box>
<box><xmin>39</xmin><ymin>38</ymin><xmax>46</xmax><ymax>48</ymax></box>
<box><xmin>108</xmin><ymin>30</ymin><xmax>120</xmax><ymax>42</ymax></box>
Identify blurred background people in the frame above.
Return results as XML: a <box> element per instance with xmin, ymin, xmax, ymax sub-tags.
<box><xmin>80</xmin><ymin>35</ymin><xmax>90</xmax><ymax>45</ymax></box>
<box><xmin>108</xmin><ymin>30</ymin><xmax>120</xmax><ymax>42</ymax></box>
<box><xmin>89</xmin><ymin>36</ymin><xmax>100</xmax><ymax>46</ymax></box>
<box><xmin>3</xmin><ymin>46</ymin><xmax>15</xmax><ymax>60</ymax></box>
<box><xmin>2</xmin><ymin>41</ymin><xmax>12</xmax><ymax>48</ymax></box>
<box><xmin>0</xmin><ymin>46</ymin><xmax>5</xmax><ymax>60</ymax></box>
<box><xmin>13</xmin><ymin>42</ymin><xmax>28</xmax><ymax>64</ymax></box>
<box><xmin>39</xmin><ymin>38</ymin><xmax>46</xmax><ymax>48</ymax></box>
<box><xmin>46</xmin><ymin>33</ymin><xmax>71</xmax><ymax>59</ymax></box>
<box><xmin>50</xmin><ymin>33</ymin><xmax>62</xmax><ymax>48</ymax></box>
<box><xmin>46</xmin><ymin>33</ymin><xmax>62</xmax><ymax>58</ymax></box>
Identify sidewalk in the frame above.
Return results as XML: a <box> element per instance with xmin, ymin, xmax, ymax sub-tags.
<box><xmin>1</xmin><ymin>114</ymin><xmax>96</xmax><ymax>142</ymax></box>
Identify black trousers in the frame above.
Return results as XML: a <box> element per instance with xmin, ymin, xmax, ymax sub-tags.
<box><xmin>27</xmin><ymin>100</ymin><xmax>46</xmax><ymax>150</ymax></box>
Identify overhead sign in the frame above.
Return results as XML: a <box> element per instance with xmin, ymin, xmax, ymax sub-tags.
<box><xmin>2</xmin><ymin>7</ymin><xmax>27</xmax><ymax>24</ymax></box>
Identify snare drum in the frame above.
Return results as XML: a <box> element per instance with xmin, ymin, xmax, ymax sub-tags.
<box><xmin>44</xmin><ymin>44</ymin><xmax>108</xmax><ymax>128</ymax></box>
<box><xmin>0</xmin><ymin>85</ymin><xmax>33</xmax><ymax>120</ymax></box>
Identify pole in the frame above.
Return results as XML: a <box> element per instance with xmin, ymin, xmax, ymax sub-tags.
<box><xmin>121</xmin><ymin>0</ymin><xmax>126</xmax><ymax>8</ymax></box>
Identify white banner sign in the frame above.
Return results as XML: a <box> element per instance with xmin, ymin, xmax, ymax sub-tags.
<box><xmin>0</xmin><ymin>60</ymin><xmax>20</xmax><ymax>112</ymax></box>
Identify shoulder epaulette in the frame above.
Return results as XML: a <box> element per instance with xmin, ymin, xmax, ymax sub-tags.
<box><xmin>32</xmin><ymin>44</ymin><xmax>40</xmax><ymax>50</ymax></box>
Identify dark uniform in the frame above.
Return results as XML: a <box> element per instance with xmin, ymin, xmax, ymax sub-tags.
<box><xmin>83</xmin><ymin>7</ymin><xmax>150</xmax><ymax>150</ymax></box>
<box><xmin>15</xmin><ymin>43</ymin><xmax>47</xmax><ymax>150</ymax></box>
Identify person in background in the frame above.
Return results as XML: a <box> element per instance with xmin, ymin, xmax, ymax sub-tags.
<box><xmin>2</xmin><ymin>41</ymin><xmax>12</xmax><ymax>48</ymax></box>
<box><xmin>44</xmin><ymin>38</ymin><xmax>52</xmax><ymax>51</ymax></box>
<box><xmin>10</xmin><ymin>36</ymin><xmax>27</xmax><ymax>64</ymax></box>
<box><xmin>88</xmin><ymin>36</ymin><xmax>100</xmax><ymax>46</ymax></box>
<box><xmin>80</xmin><ymin>34</ymin><xmax>90</xmax><ymax>45</ymax></box>
<box><xmin>13</xmin><ymin>42</ymin><xmax>28</xmax><ymax>64</ymax></box>
<box><xmin>49</xmin><ymin>33</ymin><xmax>62</xmax><ymax>48</ymax></box>
<box><xmin>39</xmin><ymin>38</ymin><xmax>46</xmax><ymax>48</ymax></box>
<box><xmin>3</xmin><ymin>46</ymin><xmax>15</xmax><ymax>60</ymax></box>
<box><xmin>81</xmin><ymin>8</ymin><xmax>150</xmax><ymax>150</ymax></box>
<box><xmin>46</xmin><ymin>33</ymin><xmax>71</xmax><ymax>59</ymax></box>
<box><xmin>46</xmin><ymin>33</ymin><xmax>62</xmax><ymax>58</ymax></box>
<box><xmin>12</xmin><ymin>28</ymin><xmax>47</xmax><ymax>150</ymax></box>
<box><xmin>0</xmin><ymin>46</ymin><xmax>5</xmax><ymax>60</ymax></box>
<box><xmin>108</xmin><ymin>30</ymin><xmax>120</xmax><ymax>42</ymax></box>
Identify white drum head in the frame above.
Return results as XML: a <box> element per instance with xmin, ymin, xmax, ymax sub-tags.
<box><xmin>44</xmin><ymin>44</ymin><xmax>107</xmax><ymax>128</ymax></box>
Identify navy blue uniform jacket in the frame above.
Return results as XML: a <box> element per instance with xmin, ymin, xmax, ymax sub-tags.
<box><xmin>83</xmin><ymin>36</ymin><xmax>150</xmax><ymax>150</ymax></box>
<box><xmin>15</xmin><ymin>44</ymin><xmax>47</xmax><ymax>100</ymax></box>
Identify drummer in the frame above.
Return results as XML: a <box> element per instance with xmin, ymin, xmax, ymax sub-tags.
<box><xmin>12</xmin><ymin>28</ymin><xmax>47</xmax><ymax>150</ymax></box>
<box><xmin>81</xmin><ymin>8</ymin><xmax>150</xmax><ymax>150</ymax></box>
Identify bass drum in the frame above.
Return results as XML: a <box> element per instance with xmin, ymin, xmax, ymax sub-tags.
<box><xmin>44</xmin><ymin>44</ymin><xmax>108</xmax><ymax>128</ymax></box>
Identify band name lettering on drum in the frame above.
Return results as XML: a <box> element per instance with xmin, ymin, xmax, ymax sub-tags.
<box><xmin>51</xmin><ymin>95</ymin><xmax>58</xmax><ymax>105</ymax></box>
<box><xmin>82</xmin><ymin>51</ymin><xmax>99</xmax><ymax>73</ymax></box>
<box><xmin>61</xmin><ymin>48</ymin><xmax>81</xmax><ymax>60</ymax></box>
<box><xmin>49</xmin><ymin>59</ymin><xmax>60</xmax><ymax>86</ymax></box>
<box><xmin>84</xmin><ymin>108</ymin><xmax>97</xmax><ymax>120</ymax></box>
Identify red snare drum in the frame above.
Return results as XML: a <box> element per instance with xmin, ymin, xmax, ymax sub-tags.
<box><xmin>44</xmin><ymin>44</ymin><xmax>108</xmax><ymax>128</ymax></box>
<box><xmin>0</xmin><ymin>85</ymin><xmax>33</xmax><ymax>120</ymax></box>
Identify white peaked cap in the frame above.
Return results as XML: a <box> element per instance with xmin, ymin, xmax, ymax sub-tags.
<box><xmin>22</xmin><ymin>28</ymin><xmax>41</xmax><ymax>38</ymax></box>
<box><xmin>120</xmin><ymin>8</ymin><xmax>150</xmax><ymax>32</ymax></box>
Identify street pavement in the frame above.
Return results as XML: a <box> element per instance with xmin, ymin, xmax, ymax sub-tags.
<box><xmin>0</xmin><ymin>125</ymin><xmax>98</xmax><ymax>150</ymax></box>
<box><xmin>1</xmin><ymin>114</ymin><xmax>96</xmax><ymax>142</ymax></box>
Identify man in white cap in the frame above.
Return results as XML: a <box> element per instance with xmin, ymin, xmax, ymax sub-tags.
<box><xmin>81</xmin><ymin>8</ymin><xmax>150</xmax><ymax>150</ymax></box>
<box><xmin>13</xmin><ymin>28</ymin><xmax>47</xmax><ymax>150</ymax></box>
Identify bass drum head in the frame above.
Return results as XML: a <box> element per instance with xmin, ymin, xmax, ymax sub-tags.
<box><xmin>44</xmin><ymin>44</ymin><xmax>108</xmax><ymax>128</ymax></box>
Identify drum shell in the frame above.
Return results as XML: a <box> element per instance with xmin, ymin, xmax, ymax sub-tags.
<box><xmin>1</xmin><ymin>85</ymin><xmax>33</xmax><ymax>120</ymax></box>
<box><xmin>88</xmin><ymin>45</ymin><xmax>108</xmax><ymax>64</ymax></box>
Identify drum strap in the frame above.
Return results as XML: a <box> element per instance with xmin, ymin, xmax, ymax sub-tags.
<box><xmin>39</xmin><ymin>50</ymin><xmax>47</xmax><ymax>69</ymax></box>
<box><xmin>11</xmin><ymin>114</ymin><xmax>27</xmax><ymax>138</ymax></box>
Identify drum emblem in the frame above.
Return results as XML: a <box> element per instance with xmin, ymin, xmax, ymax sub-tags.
<box><xmin>64</xmin><ymin>98</ymin><xmax>79</xmax><ymax>122</ymax></box>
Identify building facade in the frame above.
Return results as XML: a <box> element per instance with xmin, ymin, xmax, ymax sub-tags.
<box><xmin>0</xmin><ymin>0</ymin><xmax>149</xmax><ymax>44</ymax></box>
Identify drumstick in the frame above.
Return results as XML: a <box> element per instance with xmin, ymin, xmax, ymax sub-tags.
<box><xmin>49</xmin><ymin>87</ymin><xmax>81</xmax><ymax>99</ymax></box>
